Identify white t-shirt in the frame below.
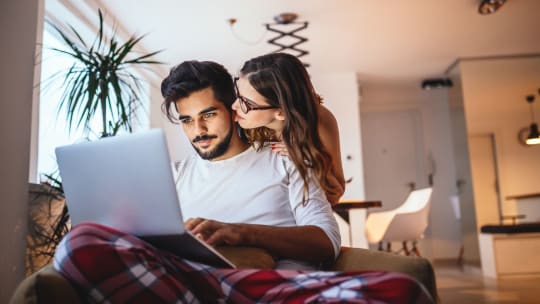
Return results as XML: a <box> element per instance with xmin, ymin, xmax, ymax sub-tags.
<box><xmin>175</xmin><ymin>145</ymin><xmax>340</xmax><ymax>269</ymax></box>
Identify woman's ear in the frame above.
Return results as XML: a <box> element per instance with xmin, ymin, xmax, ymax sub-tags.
<box><xmin>274</xmin><ymin>109</ymin><xmax>286</xmax><ymax>121</ymax></box>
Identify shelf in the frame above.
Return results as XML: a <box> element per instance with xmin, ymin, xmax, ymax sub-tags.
<box><xmin>506</xmin><ymin>192</ymin><xmax>540</xmax><ymax>200</ymax></box>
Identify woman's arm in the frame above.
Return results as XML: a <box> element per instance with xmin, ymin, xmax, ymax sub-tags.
<box><xmin>317</xmin><ymin>105</ymin><xmax>346</xmax><ymax>204</ymax></box>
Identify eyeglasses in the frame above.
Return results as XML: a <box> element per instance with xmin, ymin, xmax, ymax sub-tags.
<box><xmin>233</xmin><ymin>77</ymin><xmax>279</xmax><ymax>114</ymax></box>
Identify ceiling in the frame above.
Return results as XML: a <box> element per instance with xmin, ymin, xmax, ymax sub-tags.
<box><xmin>48</xmin><ymin>0</ymin><xmax>540</xmax><ymax>96</ymax></box>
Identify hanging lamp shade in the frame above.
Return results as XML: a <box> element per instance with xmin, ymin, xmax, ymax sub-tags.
<box><xmin>526</xmin><ymin>123</ymin><xmax>540</xmax><ymax>145</ymax></box>
<box><xmin>525</xmin><ymin>95</ymin><xmax>540</xmax><ymax>145</ymax></box>
<box><xmin>478</xmin><ymin>0</ymin><xmax>506</xmax><ymax>15</ymax></box>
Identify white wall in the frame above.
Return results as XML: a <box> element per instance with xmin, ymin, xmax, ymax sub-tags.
<box><xmin>0</xmin><ymin>0</ymin><xmax>39</xmax><ymax>301</ymax></box>
<box><xmin>447</xmin><ymin>68</ymin><xmax>481</xmax><ymax>264</ymax></box>
<box><xmin>420</xmin><ymin>89</ymin><xmax>463</xmax><ymax>259</ymax></box>
<box><xmin>311</xmin><ymin>72</ymin><xmax>365</xmax><ymax>199</ymax></box>
<box><xmin>460</xmin><ymin>57</ymin><xmax>540</xmax><ymax>221</ymax></box>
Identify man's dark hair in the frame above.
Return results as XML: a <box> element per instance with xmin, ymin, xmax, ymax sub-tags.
<box><xmin>161</xmin><ymin>60</ymin><xmax>235</xmax><ymax>123</ymax></box>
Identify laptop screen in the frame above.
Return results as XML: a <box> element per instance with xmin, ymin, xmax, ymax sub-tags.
<box><xmin>55</xmin><ymin>129</ymin><xmax>186</xmax><ymax>236</ymax></box>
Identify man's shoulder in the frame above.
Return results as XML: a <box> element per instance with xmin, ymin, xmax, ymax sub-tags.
<box><xmin>253</xmin><ymin>144</ymin><xmax>295</xmax><ymax>173</ymax></box>
<box><xmin>174</xmin><ymin>154</ymin><xmax>198</xmax><ymax>172</ymax></box>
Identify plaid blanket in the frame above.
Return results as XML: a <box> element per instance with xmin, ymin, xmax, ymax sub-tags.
<box><xmin>54</xmin><ymin>223</ymin><xmax>434</xmax><ymax>303</ymax></box>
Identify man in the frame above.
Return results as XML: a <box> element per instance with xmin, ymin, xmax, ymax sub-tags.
<box><xmin>53</xmin><ymin>61</ymin><xmax>433</xmax><ymax>303</ymax></box>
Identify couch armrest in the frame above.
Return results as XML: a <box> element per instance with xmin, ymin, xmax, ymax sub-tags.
<box><xmin>329</xmin><ymin>247</ymin><xmax>438</xmax><ymax>302</ymax></box>
<box><xmin>10</xmin><ymin>264</ymin><xmax>81</xmax><ymax>304</ymax></box>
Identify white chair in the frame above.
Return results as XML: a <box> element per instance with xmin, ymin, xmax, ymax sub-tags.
<box><xmin>365</xmin><ymin>187</ymin><xmax>433</xmax><ymax>256</ymax></box>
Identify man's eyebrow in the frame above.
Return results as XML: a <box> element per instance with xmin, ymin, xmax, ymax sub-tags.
<box><xmin>178</xmin><ymin>107</ymin><xmax>219</xmax><ymax>120</ymax></box>
<box><xmin>199</xmin><ymin>107</ymin><xmax>219</xmax><ymax>114</ymax></box>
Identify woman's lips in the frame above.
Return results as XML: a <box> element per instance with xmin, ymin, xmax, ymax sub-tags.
<box><xmin>234</xmin><ymin>112</ymin><xmax>245</xmax><ymax>121</ymax></box>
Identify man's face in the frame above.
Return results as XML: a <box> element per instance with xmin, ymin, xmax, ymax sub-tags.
<box><xmin>176</xmin><ymin>87</ymin><xmax>234</xmax><ymax>161</ymax></box>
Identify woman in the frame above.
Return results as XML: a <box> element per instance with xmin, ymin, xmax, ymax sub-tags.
<box><xmin>232</xmin><ymin>53</ymin><xmax>346</xmax><ymax>205</ymax></box>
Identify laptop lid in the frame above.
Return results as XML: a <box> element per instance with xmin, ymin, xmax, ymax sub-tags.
<box><xmin>56</xmin><ymin>129</ymin><xmax>184</xmax><ymax>236</ymax></box>
<box><xmin>55</xmin><ymin>129</ymin><xmax>235</xmax><ymax>268</ymax></box>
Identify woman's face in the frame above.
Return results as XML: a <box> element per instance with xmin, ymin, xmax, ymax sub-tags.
<box><xmin>232</xmin><ymin>76</ymin><xmax>284</xmax><ymax>131</ymax></box>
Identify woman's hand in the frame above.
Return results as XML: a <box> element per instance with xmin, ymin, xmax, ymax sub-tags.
<box><xmin>271</xmin><ymin>142</ymin><xmax>289</xmax><ymax>156</ymax></box>
<box><xmin>185</xmin><ymin>218</ymin><xmax>247</xmax><ymax>246</ymax></box>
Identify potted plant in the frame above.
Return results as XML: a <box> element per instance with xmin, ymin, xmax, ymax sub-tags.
<box><xmin>26</xmin><ymin>173</ymin><xmax>67</xmax><ymax>275</ymax></box>
<box><xmin>45</xmin><ymin>9</ymin><xmax>162</xmax><ymax>137</ymax></box>
<box><xmin>28</xmin><ymin>9</ymin><xmax>162</xmax><ymax>273</ymax></box>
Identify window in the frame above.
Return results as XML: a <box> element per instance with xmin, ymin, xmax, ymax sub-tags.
<box><xmin>35</xmin><ymin>27</ymin><xmax>149</xmax><ymax>181</ymax></box>
<box><xmin>36</xmin><ymin>29</ymin><xmax>85</xmax><ymax>180</ymax></box>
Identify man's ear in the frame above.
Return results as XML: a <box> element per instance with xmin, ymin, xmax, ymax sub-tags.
<box><xmin>274</xmin><ymin>109</ymin><xmax>286</xmax><ymax>121</ymax></box>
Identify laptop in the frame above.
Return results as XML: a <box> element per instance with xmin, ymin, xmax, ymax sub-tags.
<box><xmin>55</xmin><ymin>129</ymin><xmax>235</xmax><ymax>268</ymax></box>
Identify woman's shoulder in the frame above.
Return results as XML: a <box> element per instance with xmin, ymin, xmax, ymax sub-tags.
<box><xmin>318</xmin><ymin>103</ymin><xmax>337</xmax><ymax>122</ymax></box>
<box><xmin>317</xmin><ymin>104</ymin><xmax>339</xmax><ymax>134</ymax></box>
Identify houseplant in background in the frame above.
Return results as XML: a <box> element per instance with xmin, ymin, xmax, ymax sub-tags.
<box><xmin>46</xmin><ymin>9</ymin><xmax>162</xmax><ymax>138</ymax></box>
<box><xmin>27</xmin><ymin>9</ymin><xmax>162</xmax><ymax>274</ymax></box>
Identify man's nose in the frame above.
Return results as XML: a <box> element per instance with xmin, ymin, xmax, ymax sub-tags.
<box><xmin>194</xmin><ymin>119</ymin><xmax>208</xmax><ymax>134</ymax></box>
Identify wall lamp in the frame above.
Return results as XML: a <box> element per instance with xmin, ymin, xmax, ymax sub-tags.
<box><xmin>478</xmin><ymin>0</ymin><xmax>507</xmax><ymax>15</ymax></box>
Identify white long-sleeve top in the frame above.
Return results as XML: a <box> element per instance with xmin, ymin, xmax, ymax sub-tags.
<box><xmin>175</xmin><ymin>145</ymin><xmax>340</xmax><ymax>269</ymax></box>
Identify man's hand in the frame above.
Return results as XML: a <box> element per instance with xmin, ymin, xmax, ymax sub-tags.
<box><xmin>185</xmin><ymin>218</ymin><xmax>247</xmax><ymax>246</ymax></box>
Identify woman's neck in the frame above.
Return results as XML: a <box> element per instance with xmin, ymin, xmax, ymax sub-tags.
<box><xmin>266</xmin><ymin>120</ymin><xmax>284</xmax><ymax>141</ymax></box>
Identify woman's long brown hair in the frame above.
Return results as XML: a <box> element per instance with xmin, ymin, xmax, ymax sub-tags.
<box><xmin>240</xmin><ymin>53</ymin><xmax>333</xmax><ymax>204</ymax></box>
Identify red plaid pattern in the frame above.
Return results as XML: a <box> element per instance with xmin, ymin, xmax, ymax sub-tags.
<box><xmin>54</xmin><ymin>223</ymin><xmax>434</xmax><ymax>303</ymax></box>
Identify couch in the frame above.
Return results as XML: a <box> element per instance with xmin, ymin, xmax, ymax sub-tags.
<box><xmin>10</xmin><ymin>246</ymin><xmax>438</xmax><ymax>303</ymax></box>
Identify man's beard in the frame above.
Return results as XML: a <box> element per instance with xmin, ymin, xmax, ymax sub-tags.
<box><xmin>191</xmin><ymin>127</ymin><xmax>234</xmax><ymax>160</ymax></box>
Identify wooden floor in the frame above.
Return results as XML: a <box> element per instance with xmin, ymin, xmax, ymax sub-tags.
<box><xmin>435</xmin><ymin>263</ymin><xmax>540</xmax><ymax>303</ymax></box>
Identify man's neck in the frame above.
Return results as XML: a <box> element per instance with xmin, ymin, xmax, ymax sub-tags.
<box><xmin>210</xmin><ymin>136</ymin><xmax>250</xmax><ymax>161</ymax></box>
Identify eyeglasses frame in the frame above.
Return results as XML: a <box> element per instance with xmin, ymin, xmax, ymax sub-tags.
<box><xmin>233</xmin><ymin>77</ymin><xmax>279</xmax><ymax>114</ymax></box>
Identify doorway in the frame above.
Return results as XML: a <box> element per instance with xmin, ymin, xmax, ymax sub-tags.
<box><xmin>361</xmin><ymin>110</ymin><xmax>426</xmax><ymax>211</ymax></box>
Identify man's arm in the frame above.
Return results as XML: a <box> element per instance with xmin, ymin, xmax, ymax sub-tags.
<box><xmin>186</xmin><ymin>218</ymin><xmax>335</xmax><ymax>263</ymax></box>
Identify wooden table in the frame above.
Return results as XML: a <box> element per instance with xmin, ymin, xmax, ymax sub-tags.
<box><xmin>332</xmin><ymin>200</ymin><xmax>382</xmax><ymax>223</ymax></box>
<box><xmin>332</xmin><ymin>199</ymin><xmax>382</xmax><ymax>248</ymax></box>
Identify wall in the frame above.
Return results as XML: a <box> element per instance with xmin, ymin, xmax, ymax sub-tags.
<box><xmin>0</xmin><ymin>0</ymin><xmax>39</xmax><ymax>301</ymax></box>
<box><xmin>447</xmin><ymin>68</ymin><xmax>481</xmax><ymax>264</ymax></box>
<box><xmin>460</xmin><ymin>57</ymin><xmax>540</xmax><ymax>223</ymax></box>
<box><xmin>311</xmin><ymin>72</ymin><xmax>365</xmax><ymax>199</ymax></box>
<box><xmin>420</xmin><ymin>89</ymin><xmax>463</xmax><ymax>260</ymax></box>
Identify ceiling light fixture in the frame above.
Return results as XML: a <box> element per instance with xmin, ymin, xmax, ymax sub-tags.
<box><xmin>226</xmin><ymin>13</ymin><xmax>302</xmax><ymax>46</ymax></box>
<box><xmin>227</xmin><ymin>18</ymin><xmax>267</xmax><ymax>45</ymax></box>
<box><xmin>525</xmin><ymin>94</ymin><xmax>540</xmax><ymax>145</ymax></box>
<box><xmin>227</xmin><ymin>13</ymin><xmax>310</xmax><ymax>66</ymax></box>
<box><xmin>478</xmin><ymin>0</ymin><xmax>507</xmax><ymax>15</ymax></box>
